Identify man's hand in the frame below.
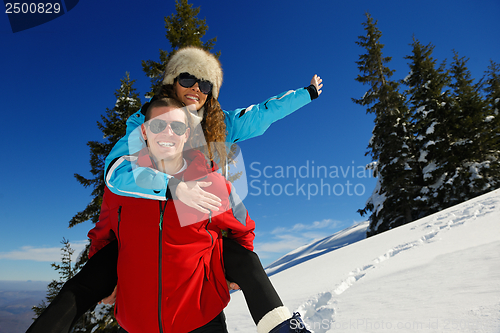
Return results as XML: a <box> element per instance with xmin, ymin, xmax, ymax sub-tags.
<box><xmin>175</xmin><ymin>181</ymin><xmax>222</xmax><ymax>214</ymax></box>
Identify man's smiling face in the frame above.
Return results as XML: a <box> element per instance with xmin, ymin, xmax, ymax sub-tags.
<box><xmin>141</xmin><ymin>106</ymin><xmax>190</xmax><ymax>162</ymax></box>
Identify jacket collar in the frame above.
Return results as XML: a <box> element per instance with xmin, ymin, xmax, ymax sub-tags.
<box><xmin>136</xmin><ymin>148</ymin><xmax>218</xmax><ymax>181</ymax></box>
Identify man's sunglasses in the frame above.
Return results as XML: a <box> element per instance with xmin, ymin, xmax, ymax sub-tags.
<box><xmin>177</xmin><ymin>72</ymin><xmax>213</xmax><ymax>95</ymax></box>
<box><xmin>148</xmin><ymin>119</ymin><xmax>188</xmax><ymax>136</ymax></box>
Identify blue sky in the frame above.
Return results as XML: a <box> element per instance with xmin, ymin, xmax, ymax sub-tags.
<box><xmin>1</xmin><ymin>0</ymin><xmax>498</xmax><ymax>282</ymax></box>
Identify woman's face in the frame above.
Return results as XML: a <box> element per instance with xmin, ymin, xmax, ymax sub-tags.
<box><xmin>174</xmin><ymin>80</ymin><xmax>208</xmax><ymax>111</ymax></box>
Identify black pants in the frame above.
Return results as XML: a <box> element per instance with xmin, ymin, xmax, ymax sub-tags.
<box><xmin>223</xmin><ymin>238</ymin><xmax>282</xmax><ymax>324</ymax></box>
<box><xmin>26</xmin><ymin>238</ymin><xmax>282</xmax><ymax>333</ymax></box>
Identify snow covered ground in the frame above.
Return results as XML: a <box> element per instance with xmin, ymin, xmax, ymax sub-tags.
<box><xmin>225</xmin><ymin>189</ymin><xmax>500</xmax><ymax>332</ymax></box>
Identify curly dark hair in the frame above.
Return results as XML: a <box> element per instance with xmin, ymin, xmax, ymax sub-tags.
<box><xmin>156</xmin><ymin>83</ymin><xmax>228</xmax><ymax>169</ymax></box>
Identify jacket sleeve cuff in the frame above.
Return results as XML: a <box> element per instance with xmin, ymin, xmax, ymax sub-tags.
<box><xmin>306</xmin><ymin>84</ymin><xmax>319</xmax><ymax>100</ymax></box>
<box><xmin>166</xmin><ymin>177</ymin><xmax>181</xmax><ymax>200</ymax></box>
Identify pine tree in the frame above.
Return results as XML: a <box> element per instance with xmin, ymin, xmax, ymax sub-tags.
<box><xmin>142</xmin><ymin>0</ymin><xmax>218</xmax><ymax>96</ymax></box>
<box><xmin>354</xmin><ymin>13</ymin><xmax>415</xmax><ymax>236</ymax></box>
<box><xmin>31</xmin><ymin>239</ymin><xmax>92</xmax><ymax>327</ymax></box>
<box><xmin>402</xmin><ymin>38</ymin><xmax>452</xmax><ymax>216</ymax></box>
<box><xmin>483</xmin><ymin>61</ymin><xmax>500</xmax><ymax>151</ymax></box>
<box><xmin>480</xmin><ymin>61</ymin><xmax>500</xmax><ymax>190</ymax></box>
<box><xmin>485</xmin><ymin>61</ymin><xmax>500</xmax><ymax>117</ymax></box>
<box><xmin>70</xmin><ymin>72</ymin><xmax>142</xmax><ymax>228</ymax></box>
<box><xmin>140</xmin><ymin>0</ymin><xmax>240</xmax><ymax>177</ymax></box>
<box><xmin>32</xmin><ymin>239</ymin><xmax>74</xmax><ymax>318</ymax></box>
<box><xmin>435</xmin><ymin>52</ymin><xmax>492</xmax><ymax>205</ymax></box>
<box><xmin>354</xmin><ymin>15</ymin><xmax>500</xmax><ymax>236</ymax></box>
<box><xmin>32</xmin><ymin>239</ymin><xmax>119</xmax><ymax>332</ymax></box>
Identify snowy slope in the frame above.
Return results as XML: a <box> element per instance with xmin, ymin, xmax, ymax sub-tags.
<box><xmin>264</xmin><ymin>221</ymin><xmax>368</xmax><ymax>277</ymax></box>
<box><xmin>226</xmin><ymin>189</ymin><xmax>500</xmax><ymax>332</ymax></box>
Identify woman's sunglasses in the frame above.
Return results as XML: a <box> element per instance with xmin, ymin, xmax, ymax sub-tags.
<box><xmin>177</xmin><ymin>72</ymin><xmax>213</xmax><ymax>95</ymax></box>
<box><xmin>148</xmin><ymin>119</ymin><xmax>188</xmax><ymax>135</ymax></box>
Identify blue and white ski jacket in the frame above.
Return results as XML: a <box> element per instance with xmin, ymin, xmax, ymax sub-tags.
<box><xmin>105</xmin><ymin>87</ymin><xmax>315</xmax><ymax>200</ymax></box>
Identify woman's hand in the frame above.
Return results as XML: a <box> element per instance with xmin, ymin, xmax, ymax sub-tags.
<box><xmin>99</xmin><ymin>286</ymin><xmax>117</xmax><ymax>305</ymax></box>
<box><xmin>226</xmin><ymin>280</ymin><xmax>241</xmax><ymax>291</ymax></box>
<box><xmin>175</xmin><ymin>181</ymin><xmax>222</xmax><ymax>213</ymax></box>
<box><xmin>311</xmin><ymin>74</ymin><xmax>323</xmax><ymax>96</ymax></box>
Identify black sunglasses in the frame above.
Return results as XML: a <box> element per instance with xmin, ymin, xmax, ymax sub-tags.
<box><xmin>177</xmin><ymin>72</ymin><xmax>213</xmax><ymax>95</ymax></box>
<box><xmin>148</xmin><ymin>119</ymin><xmax>188</xmax><ymax>136</ymax></box>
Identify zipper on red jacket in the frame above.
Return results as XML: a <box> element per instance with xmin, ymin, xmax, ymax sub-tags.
<box><xmin>117</xmin><ymin>206</ymin><xmax>122</xmax><ymax>242</ymax></box>
<box><xmin>203</xmin><ymin>211</ymin><xmax>214</xmax><ymax>282</ymax></box>
<box><xmin>205</xmin><ymin>211</ymin><xmax>214</xmax><ymax>247</ymax></box>
<box><xmin>158</xmin><ymin>201</ymin><xmax>167</xmax><ymax>333</ymax></box>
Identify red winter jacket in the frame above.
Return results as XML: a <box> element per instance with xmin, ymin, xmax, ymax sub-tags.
<box><xmin>88</xmin><ymin>149</ymin><xmax>255</xmax><ymax>333</ymax></box>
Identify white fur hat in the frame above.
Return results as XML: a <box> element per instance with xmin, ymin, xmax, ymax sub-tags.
<box><xmin>162</xmin><ymin>46</ymin><xmax>223</xmax><ymax>99</ymax></box>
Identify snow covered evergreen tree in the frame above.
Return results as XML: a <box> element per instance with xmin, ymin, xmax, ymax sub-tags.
<box><xmin>402</xmin><ymin>38</ymin><xmax>452</xmax><ymax>216</ymax></box>
<box><xmin>357</xmin><ymin>18</ymin><xmax>500</xmax><ymax>236</ymax></box>
<box><xmin>484</xmin><ymin>61</ymin><xmax>500</xmax><ymax>120</ymax></box>
<box><xmin>432</xmin><ymin>52</ymin><xmax>494</xmax><ymax>206</ymax></box>
<box><xmin>70</xmin><ymin>72</ymin><xmax>141</xmax><ymax>229</ymax></box>
<box><xmin>354</xmin><ymin>13</ymin><xmax>416</xmax><ymax>236</ymax></box>
<box><xmin>483</xmin><ymin>61</ymin><xmax>500</xmax><ymax>149</ymax></box>
<box><xmin>478</xmin><ymin>61</ymin><xmax>500</xmax><ymax>189</ymax></box>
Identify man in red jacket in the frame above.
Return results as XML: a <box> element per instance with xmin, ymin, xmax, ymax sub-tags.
<box><xmin>88</xmin><ymin>98</ymin><xmax>255</xmax><ymax>333</ymax></box>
